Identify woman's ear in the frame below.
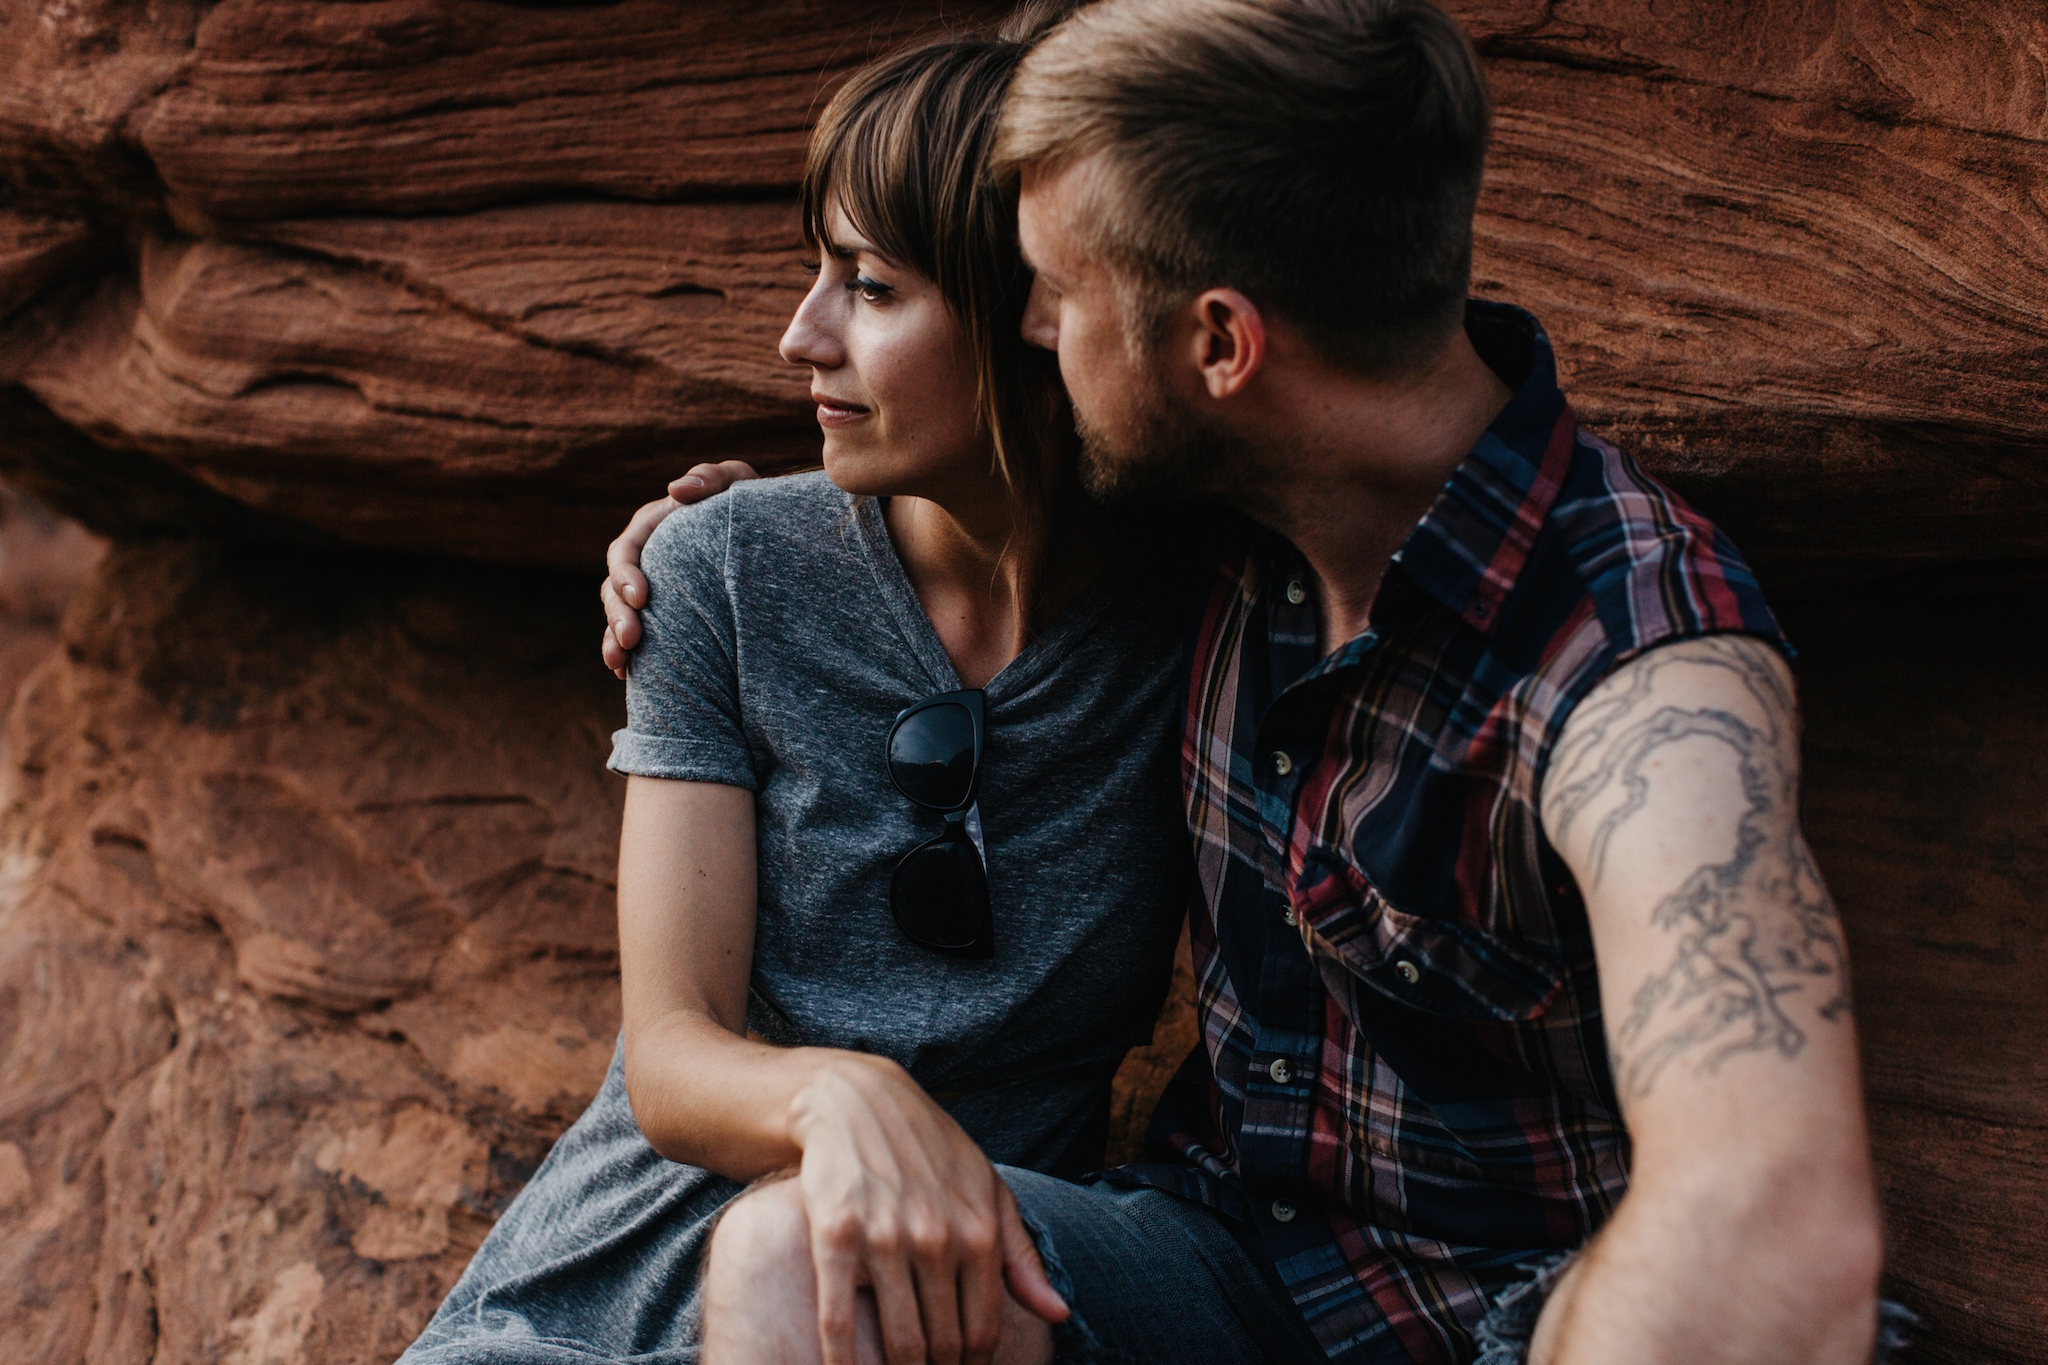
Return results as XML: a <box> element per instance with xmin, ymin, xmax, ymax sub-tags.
<box><xmin>1187</xmin><ymin>288</ymin><xmax>1267</xmax><ymax>400</ymax></box>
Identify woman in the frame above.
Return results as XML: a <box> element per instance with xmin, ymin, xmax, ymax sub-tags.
<box><xmin>399</xmin><ymin>13</ymin><xmax>1193</xmax><ymax>1365</ymax></box>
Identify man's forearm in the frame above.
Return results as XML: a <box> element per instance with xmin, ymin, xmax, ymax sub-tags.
<box><xmin>1530</xmin><ymin>1155</ymin><xmax>1882</xmax><ymax>1365</ymax></box>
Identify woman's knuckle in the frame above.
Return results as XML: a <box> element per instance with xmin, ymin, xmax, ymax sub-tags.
<box><xmin>904</xmin><ymin>1218</ymin><xmax>946</xmax><ymax>1258</ymax></box>
<box><xmin>818</xmin><ymin>1212</ymin><xmax>862</xmax><ymax>1252</ymax></box>
<box><xmin>959</xmin><ymin>1212</ymin><xmax>998</xmax><ymax>1255</ymax></box>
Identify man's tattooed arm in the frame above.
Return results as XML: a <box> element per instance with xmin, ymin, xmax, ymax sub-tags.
<box><xmin>1540</xmin><ymin>635</ymin><xmax>1852</xmax><ymax>1104</ymax></box>
<box><xmin>1529</xmin><ymin>634</ymin><xmax>1881</xmax><ymax>1365</ymax></box>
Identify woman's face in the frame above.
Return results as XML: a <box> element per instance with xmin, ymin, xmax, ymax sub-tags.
<box><xmin>779</xmin><ymin>200</ymin><xmax>987</xmax><ymax>500</ymax></box>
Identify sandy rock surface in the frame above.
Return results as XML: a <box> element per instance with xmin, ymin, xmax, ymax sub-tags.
<box><xmin>0</xmin><ymin>539</ymin><xmax>624</xmax><ymax>1364</ymax></box>
<box><xmin>0</xmin><ymin>0</ymin><xmax>2042</xmax><ymax>576</ymax></box>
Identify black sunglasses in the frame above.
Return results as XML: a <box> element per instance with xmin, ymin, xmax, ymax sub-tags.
<box><xmin>886</xmin><ymin>688</ymin><xmax>993</xmax><ymax>959</ymax></box>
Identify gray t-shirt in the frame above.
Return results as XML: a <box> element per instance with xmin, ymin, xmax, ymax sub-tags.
<box><xmin>609</xmin><ymin>473</ymin><xmax>1191</xmax><ymax>1174</ymax></box>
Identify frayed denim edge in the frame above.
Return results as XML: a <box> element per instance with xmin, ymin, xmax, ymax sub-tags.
<box><xmin>1013</xmin><ymin>1199</ymin><xmax>1112</xmax><ymax>1365</ymax></box>
<box><xmin>1472</xmin><ymin>1250</ymin><xmax>1576</xmax><ymax>1365</ymax></box>
<box><xmin>1473</xmin><ymin>1250</ymin><xmax>1920</xmax><ymax>1365</ymax></box>
<box><xmin>1874</xmin><ymin>1300</ymin><xmax>1919</xmax><ymax>1363</ymax></box>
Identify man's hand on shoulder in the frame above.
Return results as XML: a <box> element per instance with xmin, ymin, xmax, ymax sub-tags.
<box><xmin>601</xmin><ymin>461</ymin><xmax>760</xmax><ymax>678</ymax></box>
<box><xmin>1533</xmin><ymin>635</ymin><xmax>1883</xmax><ymax>1365</ymax></box>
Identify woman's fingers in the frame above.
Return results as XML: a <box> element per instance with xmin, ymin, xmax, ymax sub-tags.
<box><xmin>956</xmin><ymin>1221</ymin><xmax>1007</xmax><ymax>1365</ymax></box>
<box><xmin>865</xmin><ymin>1246</ymin><xmax>930</xmax><ymax>1365</ymax></box>
<box><xmin>909</xmin><ymin>1252</ymin><xmax>967</xmax><ymax>1365</ymax></box>
<box><xmin>997</xmin><ymin>1186</ymin><xmax>1069</xmax><ymax>1324</ymax></box>
<box><xmin>810</xmin><ymin>1220</ymin><xmax>866</xmax><ymax>1365</ymax></box>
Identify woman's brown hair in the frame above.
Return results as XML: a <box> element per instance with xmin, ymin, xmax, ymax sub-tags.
<box><xmin>799</xmin><ymin>5</ymin><xmax>1080</xmax><ymax>533</ymax></box>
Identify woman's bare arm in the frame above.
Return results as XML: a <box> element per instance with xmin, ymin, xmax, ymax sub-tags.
<box><xmin>615</xmin><ymin>775</ymin><xmax>1065</xmax><ymax>1365</ymax></box>
<box><xmin>616</xmin><ymin>773</ymin><xmax>795</xmax><ymax>1171</ymax></box>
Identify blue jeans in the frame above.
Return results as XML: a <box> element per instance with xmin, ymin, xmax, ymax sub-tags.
<box><xmin>1002</xmin><ymin>1168</ymin><xmax>1324</xmax><ymax>1365</ymax></box>
<box><xmin>1008</xmin><ymin>1175</ymin><xmax>1918</xmax><ymax>1365</ymax></box>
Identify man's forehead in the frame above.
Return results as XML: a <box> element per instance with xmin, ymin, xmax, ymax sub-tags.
<box><xmin>1017</xmin><ymin>155</ymin><xmax>1108</xmax><ymax>274</ymax></box>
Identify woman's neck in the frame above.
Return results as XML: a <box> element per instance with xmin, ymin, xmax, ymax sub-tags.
<box><xmin>884</xmin><ymin>471</ymin><xmax>1115</xmax><ymax>690</ymax></box>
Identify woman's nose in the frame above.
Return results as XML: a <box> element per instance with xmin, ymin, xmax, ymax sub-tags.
<box><xmin>779</xmin><ymin>273</ymin><xmax>846</xmax><ymax>370</ymax></box>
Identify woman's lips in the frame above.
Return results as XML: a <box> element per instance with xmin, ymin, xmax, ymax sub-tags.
<box><xmin>814</xmin><ymin>397</ymin><xmax>870</xmax><ymax>428</ymax></box>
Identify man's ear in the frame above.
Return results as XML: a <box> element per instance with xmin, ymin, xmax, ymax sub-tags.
<box><xmin>1187</xmin><ymin>288</ymin><xmax>1267</xmax><ymax>400</ymax></box>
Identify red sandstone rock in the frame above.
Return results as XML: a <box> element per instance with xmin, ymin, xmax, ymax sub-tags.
<box><xmin>9</xmin><ymin>205</ymin><xmax>811</xmax><ymax>564</ymax></box>
<box><xmin>0</xmin><ymin>0</ymin><xmax>2043</xmax><ymax>576</ymax></box>
<box><xmin>0</xmin><ymin>540</ymin><xmax>625</xmax><ymax>1364</ymax></box>
<box><xmin>136</xmin><ymin>0</ymin><xmax>1008</xmax><ymax>223</ymax></box>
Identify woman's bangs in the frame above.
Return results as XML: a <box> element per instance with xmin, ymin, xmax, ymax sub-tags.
<box><xmin>801</xmin><ymin>75</ymin><xmax>935</xmax><ymax>277</ymax></box>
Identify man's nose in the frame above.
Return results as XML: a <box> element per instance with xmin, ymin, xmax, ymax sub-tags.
<box><xmin>1019</xmin><ymin>276</ymin><xmax>1059</xmax><ymax>352</ymax></box>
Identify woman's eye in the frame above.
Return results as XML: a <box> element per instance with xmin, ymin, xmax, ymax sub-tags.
<box><xmin>850</xmin><ymin>275</ymin><xmax>894</xmax><ymax>303</ymax></box>
<box><xmin>801</xmin><ymin>260</ymin><xmax>822</xmax><ymax>277</ymax></box>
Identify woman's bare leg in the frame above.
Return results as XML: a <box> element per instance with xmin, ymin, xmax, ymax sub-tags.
<box><xmin>701</xmin><ymin>1179</ymin><xmax>1053</xmax><ymax>1365</ymax></box>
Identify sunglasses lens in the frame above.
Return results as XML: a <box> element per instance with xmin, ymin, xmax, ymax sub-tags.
<box><xmin>889</xmin><ymin>702</ymin><xmax>977</xmax><ymax>810</ymax></box>
<box><xmin>891</xmin><ymin>834</ymin><xmax>990</xmax><ymax>953</ymax></box>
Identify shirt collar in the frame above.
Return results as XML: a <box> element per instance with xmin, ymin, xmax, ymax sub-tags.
<box><xmin>1388</xmin><ymin>301</ymin><xmax>1578</xmax><ymax>636</ymax></box>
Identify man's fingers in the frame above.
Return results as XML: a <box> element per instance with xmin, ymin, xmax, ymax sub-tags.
<box><xmin>601</xmin><ymin>623</ymin><xmax>628</xmax><ymax>679</ymax></box>
<box><xmin>668</xmin><ymin>459</ymin><xmax>760</xmax><ymax>502</ymax></box>
<box><xmin>605</xmin><ymin>496</ymin><xmax>677</xmax><ymax>603</ymax></box>
<box><xmin>600</xmin><ymin>577</ymin><xmax>644</xmax><ymax>653</ymax></box>
<box><xmin>997</xmin><ymin>1191</ymin><xmax>1069</xmax><ymax>1324</ymax></box>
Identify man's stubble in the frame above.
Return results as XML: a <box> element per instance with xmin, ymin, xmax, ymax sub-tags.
<box><xmin>1071</xmin><ymin>346</ymin><xmax>1273</xmax><ymax>508</ymax></box>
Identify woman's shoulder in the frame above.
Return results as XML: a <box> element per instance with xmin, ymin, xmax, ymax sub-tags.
<box><xmin>642</xmin><ymin>469</ymin><xmax>852</xmax><ymax>581</ymax></box>
<box><xmin>726</xmin><ymin>468</ymin><xmax>853</xmax><ymax>534</ymax></box>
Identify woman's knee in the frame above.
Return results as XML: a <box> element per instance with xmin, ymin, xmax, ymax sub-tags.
<box><xmin>706</xmin><ymin>1178</ymin><xmax>811</xmax><ymax>1287</ymax></box>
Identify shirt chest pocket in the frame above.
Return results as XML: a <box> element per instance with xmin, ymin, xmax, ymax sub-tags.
<box><xmin>1289</xmin><ymin>848</ymin><xmax>1564</xmax><ymax>1023</ymax></box>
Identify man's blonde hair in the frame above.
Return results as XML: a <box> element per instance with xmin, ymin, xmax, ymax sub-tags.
<box><xmin>993</xmin><ymin>0</ymin><xmax>1490</xmax><ymax>376</ymax></box>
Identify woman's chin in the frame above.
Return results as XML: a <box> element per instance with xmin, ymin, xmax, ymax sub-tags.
<box><xmin>821</xmin><ymin>445</ymin><xmax>905</xmax><ymax>498</ymax></box>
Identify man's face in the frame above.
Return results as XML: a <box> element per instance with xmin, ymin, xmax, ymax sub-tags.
<box><xmin>1016</xmin><ymin>157</ymin><xmax>1245</xmax><ymax>502</ymax></box>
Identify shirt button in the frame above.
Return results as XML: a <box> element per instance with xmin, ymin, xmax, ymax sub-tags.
<box><xmin>1395</xmin><ymin>960</ymin><xmax>1421</xmax><ymax>984</ymax></box>
<box><xmin>1271</xmin><ymin>751</ymin><xmax>1294</xmax><ymax>777</ymax></box>
<box><xmin>1283</xmin><ymin>906</ymin><xmax>1299</xmax><ymax>926</ymax></box>
<box><xmin>1268</xmin><ymin>1057</ymin><xmax>1292</xmax><ymax>1084</ymax></box>
<box><xmin>1271</xmin><ymin>1201</ymin><xmax>1297</xmax><ymax>1223</ymax></box>
<box><xmin>1285</xmin><ymin>579</ymin><xmax>1307</xmax><ymax>605</ymax></box>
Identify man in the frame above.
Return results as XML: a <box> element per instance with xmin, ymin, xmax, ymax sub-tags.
<box><xmin>601</xmin><ymin>2</ymin><xmax>1893</xmax><ymax>1361</ymax></box>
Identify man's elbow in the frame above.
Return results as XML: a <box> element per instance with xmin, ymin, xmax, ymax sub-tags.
<box><xmin>1626</xmin><ymin>1127</ymin><xmax>1886</xmax><ymax>1359</ymax></box>
<box><xmin>1769</xmin><ymin>1164</ymin><xmax>1886</xmax><ymax>1336</ymax></box>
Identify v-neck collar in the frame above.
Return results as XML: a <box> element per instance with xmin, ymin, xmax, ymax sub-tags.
<box><xmin>851</xmin><ymin>495</ymin><xmax>1138</xmax><ymax>704</ymax></box>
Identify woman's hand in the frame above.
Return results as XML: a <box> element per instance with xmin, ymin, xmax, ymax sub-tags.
<box><xmin>788</xmin><ymin>1052</ymin><xmax>1068</xmax><ymax>1365</ymax></box>
<box><xmin>601</xmin><ymin>460</ymin><xmax>760</xmax><ymax>677</ymax></box>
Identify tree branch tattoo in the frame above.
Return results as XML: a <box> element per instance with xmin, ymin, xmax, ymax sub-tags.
<box><xmin>1544</xmin><ymin>637</ymin><xmax>1850</xmax><ymax>1103</ymax></box>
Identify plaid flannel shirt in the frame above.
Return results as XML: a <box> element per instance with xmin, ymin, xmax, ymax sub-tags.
<box><xmin>1107</xmin><ymin>302</ymin><xmax>1786</xmax><ymax>1364</ymax></box>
